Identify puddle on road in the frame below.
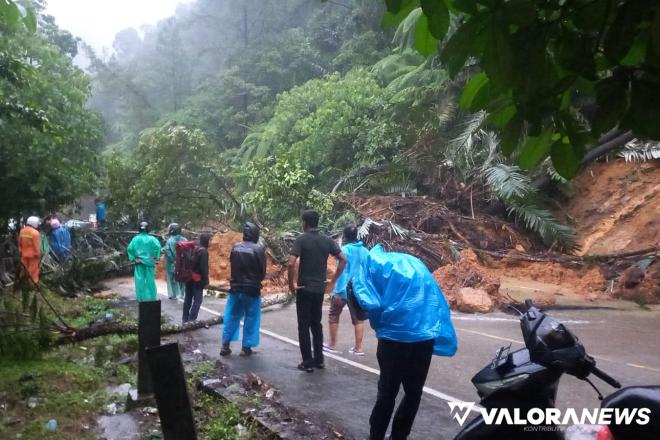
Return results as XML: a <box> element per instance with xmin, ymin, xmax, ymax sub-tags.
<box><xmin>98</xmin><ymin>413</ymin><xmax>139</xmax><ymax>440</ymax></box>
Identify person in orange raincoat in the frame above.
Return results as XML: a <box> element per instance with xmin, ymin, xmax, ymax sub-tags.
<box><xmin>19</xmin><ymin>216</ymin><xmax>42</xmax><ymax>283</ymax></box>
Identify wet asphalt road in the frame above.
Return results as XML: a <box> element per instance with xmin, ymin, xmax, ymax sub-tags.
<box><xmin>108</xmin><ymin>278</ymin><xmax>660</xmax><ymax>440</ymax></box>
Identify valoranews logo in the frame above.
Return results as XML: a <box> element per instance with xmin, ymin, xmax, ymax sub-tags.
<box><xmin>447</xmin><ymin>402</ymin><xmax>651</xmax><ymax>427</ymax></box>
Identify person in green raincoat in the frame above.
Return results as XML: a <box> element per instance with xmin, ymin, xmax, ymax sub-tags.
<box><xmin>164</xmin><ymin>223</ymin><xmax>186</xmax><ymax>300</ymax></box>
<box><xmin>127</xmin><ymin>222</ymin><xmax>162</xmax><ymax>302</ymax></box>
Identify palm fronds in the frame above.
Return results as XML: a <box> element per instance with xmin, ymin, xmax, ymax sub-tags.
<box><xmin>507</xmin><ymin>200</ymin><xmax>578</xmax><ymax>252</ymax></box>
<box><xmin>392</xmin><ymin>8</ymin><xmax>423</xmax><ymax>51</ymax></box>
<box><xmin>357</xmin><ymin>218</ymin><xmax>381</xmax><ymax>240</ymax></box>
<box><xmin>482</xmin><ymin>163</ymin><xmax>578</xmax><ymax>251</ymax></box>
<box><xmin>619</xmin><ymin>139</ymin><xmax>660</xmax><ymax>162</ymax></box>
<box><xmin>484</xmin><ymin>164</ymin><xmax>533</xmax><ymax>199</ymax></box>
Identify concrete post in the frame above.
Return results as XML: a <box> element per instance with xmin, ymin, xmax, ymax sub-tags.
<box><xmin>138</xmin><ymin>300</ymin><xmax>161</xmax><ymax>397</ymax></box>
<box><xmin>146</xmin><ymin>342</ymin><xmax>197</xmax><ymax>439</ymax></box>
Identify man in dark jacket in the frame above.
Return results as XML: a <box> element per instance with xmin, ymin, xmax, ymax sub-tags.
<box><xmin>182</xmin><ymin>232</ymin><xmax>210</xmax><ymax>323</ymax></box>
<box><xmin>221</xmin><ymin>223</ymin><xmax>267</xmax><ymax>356</ymax></box>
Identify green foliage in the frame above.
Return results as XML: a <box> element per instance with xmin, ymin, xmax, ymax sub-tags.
<box><xmin>89</xmin><ymin>0</ymin><xmax>388</xmax><ymax>150</ymax></box>
<box><xmin>241</xmin><ymin>69</ymin><xmax>401</xmax><ymax>176</ymax></box>
<box><xmin>0</xmin><ymin>2</ymin><xmax>103</xmax><ymax>223</ymax></box>
<box><xmin>0</xmin><ymin>284</ymin><xmax>50</xmax><ymax>360</ymax></box>
<box><xmin>383</xmin><ymin>0</ymin><xmax>660</xmax><ymax>178</ymax></box>
<box><xmin>105</xmin><ymin>124</ymin><xmax>238</xmax><ymax>227</ymax></box>
<box><xmin>244</xmin><ymin>156</ymin><xmax>334</xmax><ymax>224</ymax></box>
<box><xmin>0</xmin><ymin>333</ymin><xmax>140</xmax><ymax>440</ymax></box>
<box><xmin>0</xmin><ymin>0</ymin><xmax>36</xmax><ymax>32</ymax></box>
<box><xmin>205</xmin><ymin>401</ymin><xmax>242</xmax><ymax>440</ymax></box>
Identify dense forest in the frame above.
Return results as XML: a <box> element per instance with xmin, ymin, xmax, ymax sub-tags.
<box><xmin>4</xmin><ymin>0</ymin><xmax>660</xmax><ymax>250</ymax></box>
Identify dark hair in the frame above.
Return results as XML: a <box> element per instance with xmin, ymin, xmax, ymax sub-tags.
<box><xmin>199</xmin><ymin>232</ymin><xmax>212</xmax><ymax>248</ymax></box>
<box><xmin>343</xmin><ymin>225</ymin><xmax>358</xmax><ymax>243</ymax></box>
<box><xmin>301</xmin><ymin>210</ymin><xmax>319</xmax><ymax>228</ymax></box>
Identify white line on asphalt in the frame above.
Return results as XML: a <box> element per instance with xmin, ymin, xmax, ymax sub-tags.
<box><xmin>452</xmin><ymin>315</ymin><xmax>593</xmax><ymax>325</ymax></box>
<box><xmin>157</xmin><ymin>290</ymin><xmax>478</xmax><ymax>411</ymax></box>
<box><xmin>159</xmin><ymin>290</ymin><xmax>660</xmax><ymax>378</ymax></box>
<box><xmin>258</xmin><ymin>328</ymin><xmax>478</xmax><ymax>411</ymax></box>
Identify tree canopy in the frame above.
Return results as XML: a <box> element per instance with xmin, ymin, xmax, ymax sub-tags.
<box><xmin>379</xmin><ymin>0</ymin><xmax>660</xmax><ymax>178</ymax></box>
<box><xmin>0</xmin><ymin>0</ymin><xmax>103</xmax><ymax>225</ymax></box>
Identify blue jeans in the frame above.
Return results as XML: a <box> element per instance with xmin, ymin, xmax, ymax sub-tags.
<box><xmin>222</xmin><ymin>292</ymin><xmax>261</xmax><ymax>348</ymax></box>
<box><xmin>183</xmin><ymin>283</ymin><xmax>203</xmax><ymax>322</ymax></box>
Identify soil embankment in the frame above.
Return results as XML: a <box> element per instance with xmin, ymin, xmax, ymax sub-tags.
<box><xmin>156</xmin><ymin>232</ymin><xmax>288</xmax><ymax>294</ymax></box>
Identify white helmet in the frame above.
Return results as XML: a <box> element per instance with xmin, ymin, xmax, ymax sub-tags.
<box><xmin>26</xmin><ymin>216</ymin><xmax>40</xmax><ymax>228</ymax></box>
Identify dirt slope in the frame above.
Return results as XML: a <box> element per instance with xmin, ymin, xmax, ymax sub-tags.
<box><xmin>564</xmin><ymin>159</ymin><xmax>660</xmax><ymax>256</ymax></box>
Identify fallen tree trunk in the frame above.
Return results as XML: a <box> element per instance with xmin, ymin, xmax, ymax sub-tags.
<box><xmin>533</xmin><ymin>130</ymin><xmax>635</xmax><ymax>189</ymax></box>
<box><xmin>473</xmin><ymin>244</ymin><xmax>659</xmax><ymax>264</ymax></box>
<box><xmin>56</xmin><ymin>316</ymin><xmax>223</xmax><ymax>345</ymax></box>
<box><xmin>56</xmin><ymin>293</ymin><xmax>294</xmax><ymax>345</ymax></box>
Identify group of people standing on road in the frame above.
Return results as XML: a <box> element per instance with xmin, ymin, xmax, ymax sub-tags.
<box><xmin>288</xmin><ymin>209</ymin><xmax>458</xmax><ymax>440</ymax></box>
<box><xmin>126</xmin><ymin>209</ymin><xmax>457</xmax><ymax>440</ymax></box>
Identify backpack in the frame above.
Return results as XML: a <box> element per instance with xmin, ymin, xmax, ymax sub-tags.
<box><xmin>175</xmin><ymin>240</ymin><xmax>199</xmax><ymax>283</ymax></box>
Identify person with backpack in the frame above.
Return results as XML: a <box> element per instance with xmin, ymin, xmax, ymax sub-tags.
<box><xmin>127</xmin><ymin>222</ymin><xmax>161</xmax><ymax>302</ymax></box>
<box><xmin>324</xmin><ymin>225</ymin><xmax>370</xmax><ymax>356</ymax></box>
<box><xmin>182</xmin><ymin>232</ymin><xmax>210</xmax><ymax>323</ymax></box>
<box><xmin>164</xmin><ymin>223</ymin><xmax>186</xmax><ymax>300</ymax></box>
<box><xmin>288</xmin><ymin>210</ymin><xmax>347</xmax><ymax>373</ymax></box>
<box><xmin>352</xmin><ymin>245</ymin><xmax>457</xmax><ymax>440</ymax></box>
<box><xmin>221</xmin><ymin>222</ymin><xmax>267</xmax><ymax>357</ymax></box>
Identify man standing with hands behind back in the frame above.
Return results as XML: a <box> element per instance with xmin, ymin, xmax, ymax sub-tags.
<box><xmin>288</xmin><ymin>210</ymin><xmax>347</xmax><ymax>373</ymax></box>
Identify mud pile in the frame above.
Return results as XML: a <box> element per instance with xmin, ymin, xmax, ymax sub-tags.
<box><xmin>207</xmin><ymin>232</ymin><xmax>288</xmax><ymax>294</ymax></box>
<box><xmin>156</xmin><ymin>232</ymin><xmax>288</xmax><ymax>294</ymax></box>
<box><xmin>433</xmin><ymin>249</ymin><xmax>502</xmax><ymax>313</ymax></box>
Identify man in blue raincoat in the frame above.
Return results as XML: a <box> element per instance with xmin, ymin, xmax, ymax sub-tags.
<box><xmin>325</xmin><ymin>225</ymin><xmax>370</xmax><ymax>355</ymax></box>
<box><xmin>221</xmin><ymin>222</ymin><xmax>267</xmax><ymax>357</ymax></box>
<box><xmin>48</xmin><ymin>218</ymin><xmax>71</xmax><ymax>259</ymax></box>
<box><xmin>164</xmin><ymin>223</ymin><xmax>186</xmax><ymax>300</ymax></box>
<box><xmin>352</xmin><ymin>245</ymin><xmax>457</xmax><ymax>440</ymax></box>
<box><xmin>127</xmin><ymin>222</ymin><xmax>161</xmax><ymax>302</ymax></box>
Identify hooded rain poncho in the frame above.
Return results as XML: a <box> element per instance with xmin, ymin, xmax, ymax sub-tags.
<box><xmin>331</xmin><ymin>241</ymin><xmax>369</xmax><ymax>300</ymax></box>
<box><xmin>164</xmin><ymin>233</ymin><xmax>186</xmax><ymax>299</ymax></box>
<box><xmin>352</xmin><ymin>245</ymin><xmax>457</xmax><ymax>356</ymax></box>
<box><xmin>50</xmin><ymin>225</ymin><xmax>72</xmax><ymax>258</ymax></box>
<box><xmin>127</xmin><ymin>232</ymin><xmax>162</xmax><ymax>301</ymax></box>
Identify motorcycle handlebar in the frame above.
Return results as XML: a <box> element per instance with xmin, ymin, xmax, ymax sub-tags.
<box><xmin>591</xmin><ymin>365</ymin><xmax>622</xmax><ymax>389</ymax></box>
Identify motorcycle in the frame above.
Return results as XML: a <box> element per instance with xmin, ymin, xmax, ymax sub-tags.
<box><xmin>455</xmin><ymin>300</ymin><xmax>660</xmax><ymax>439</ymax></box>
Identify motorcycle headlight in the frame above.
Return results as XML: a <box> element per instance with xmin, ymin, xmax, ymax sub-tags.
<box><xmin>475</xmin><ymin>374</ymin><xmax>530</xmax><ymax>397</ymax></box>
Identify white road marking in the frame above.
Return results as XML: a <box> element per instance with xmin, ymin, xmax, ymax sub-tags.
<box><xmin>158</xmin><ymin>290</ymin><xmax>660</xmax><ymax>395</ymax></box>
<box><xmin>157</xmin><ymin>290</ymin><xmax>478</xmax><ymax>411</ymax></box>
<box><xmin>258</xmin><ymin>327</ymin><xmax>478</xmax><ymax>411</ymax></box>
<box><xmin>452</xmin><ymin>315</ymin><xmax>593</xmax><ymax>325</ymax></box>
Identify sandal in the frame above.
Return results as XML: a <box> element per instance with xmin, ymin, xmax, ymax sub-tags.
<box><xmin>349</xmin><ymin>347</ymin><xmax>365</xmax><ymax>356</ymax></box>
<box><xmin>240</xmin><ymin>347</ymin><xmax>253</xmax><ymax>357</ymax></box>
<box><xmin>220</xmin><ymin>346</ymin><xmax>232</xmax><ymax>356</ymax></box>
<box><xmin>322</xmin><ymin>343</ymin><xmax>341</xmax><ymax>354</ymax></box>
